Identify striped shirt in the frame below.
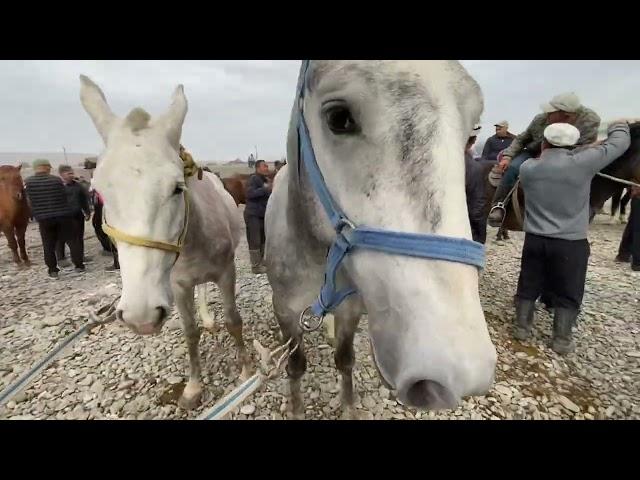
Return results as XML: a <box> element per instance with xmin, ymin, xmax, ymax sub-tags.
<box><xmin>25</xmin><ymin>173</ymin><xmax>73</xmax><ymax>221</ymax></box>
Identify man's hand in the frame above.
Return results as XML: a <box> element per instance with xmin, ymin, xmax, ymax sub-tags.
<box><xmin>264</xmin><ymin>181</ymin><xmax>272</xmax><ymax>192</ymax></box>
<box><xmin>631</xmin><ymin>185</ymin><xmax>640</xmax><ymax>198</ymax></box>
<box><xmin>498</xmin><ymin>155</ymin><xmax>512</xmax><ymax>173</ymax></box>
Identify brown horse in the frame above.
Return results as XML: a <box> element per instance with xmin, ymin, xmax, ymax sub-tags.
<box><xmin>0</xmin><ymin>165</ymin><xmax>31</xmax><ymax>266</ymax></box>
<box><xmin>483</xmin><ymin>122</ymin><xmax>640</xmax><ymax>236</ymax></box>
<box><xmin>220</xmin><ymin>171</ymin><xmax>277</xmax><ymax>206</ymax></box>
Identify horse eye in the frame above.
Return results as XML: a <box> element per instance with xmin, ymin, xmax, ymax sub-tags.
<box><xmin>173</xmin><ymin>185</ymin><xmax>185</xmax><ymax>195</ymax></box>
<box><xmin>325</xmin><ymin>106</ymin><xmax>358</xmax><ymax>135</ymax></box>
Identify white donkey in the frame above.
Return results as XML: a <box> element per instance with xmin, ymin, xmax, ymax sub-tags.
<box><xmin>266</xmin><ymin>61</ymin><xmax>497</xmax><ymax>419</ymax></box>
<box><xmin>79</xmin><ymin>75</ymin><xmax>250</xmax><ymax>409</ymax></box>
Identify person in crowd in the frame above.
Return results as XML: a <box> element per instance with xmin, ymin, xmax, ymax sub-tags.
<box><xmin>488</xmin><ymin>93</ymin><xmax>601</xmax><ymax>227</ymax></box>
<box><xmin>244</xmin><ymin>160</ymin><xmax>272</xmax><ymax>274</ymax></box>
<box><xmin>512</xmin><ymin>120</ymin><xmax>630</xmax><ymax>354</ymax></box>
<box><xmin>24</xmin><ymin>159</ymin><xmax>84</xmax><ymax>278</ymax></box>
<box><xmin>55</xmin><ymin>165</ymin><xmax>91</xmax><ymax>266</ymax></box>
<box><xmin>481</xmin><ymin>120</ymin><xmax>516</xmax><ymax>162</ymax></box>
<box><xmin>465</xmin><ymin>125</ymin><xmax>487</xmax><ymax>244</ymax></box>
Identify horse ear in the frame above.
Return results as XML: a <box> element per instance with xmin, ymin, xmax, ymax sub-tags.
<box><xmin>79</xmin><ymin>75</ymin><xmax>117</xmax><ymax>144</ymax></box>
<box><xmin>17</xmin><ymin>163</ymin><xmax>22</xmax><ymax>171</ymax></box>
<box><xmin>158</xmin><ymin>84</ymin><xmax>188</xmax><ymax>150</ymax></box>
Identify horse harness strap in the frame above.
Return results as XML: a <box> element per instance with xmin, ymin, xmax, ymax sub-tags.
<box><xmin>102</xmin><ymin>154</ymin><xmax>200</xmax><ymax>263</ymax></box>
<box><xmin>296</xmin><ymin>60</ymin><xmax>486</xmax><ymax>332</ymax></box>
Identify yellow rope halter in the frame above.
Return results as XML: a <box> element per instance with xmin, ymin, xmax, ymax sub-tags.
<box><xmin>101</xmin><ymin>149</ymin><xmax>201</xmax><ymax>256</ymax></box>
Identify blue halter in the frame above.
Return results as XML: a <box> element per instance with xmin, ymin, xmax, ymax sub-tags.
<box><xmin>296</xmin><ymin>60</ymin><xmax>485</xmax><ymax>331</ymax></box>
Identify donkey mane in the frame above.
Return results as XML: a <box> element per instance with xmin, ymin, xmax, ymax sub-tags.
<box><xmin>125</xmin><ymin>107</ymin><xmax>151</xmax><ymax>132</ymax></box>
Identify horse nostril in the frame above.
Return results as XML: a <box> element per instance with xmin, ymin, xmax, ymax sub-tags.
<box><xmin>403</xmin><ymin>380</ymin><xmax>458</xmax><ymax>410</ymax></box>
<box><xmin>155</xmin><ymin>306</ymin><xmax>168</xmax><ymax>324</ymax></box>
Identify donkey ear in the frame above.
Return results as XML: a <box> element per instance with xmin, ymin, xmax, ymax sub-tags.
<box><xmin>158</xmin><ymin>84</ymin><xmax>188</xmax><ymax>150</ymax></box>
<box><xmin>79</xmin><ymin>75</ymin><xmax>117</xmax><ymax>144</ymax></box>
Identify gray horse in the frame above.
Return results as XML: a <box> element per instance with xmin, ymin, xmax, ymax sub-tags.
<box><xmin>79</xmin><ymin>75</ymin><xmax>250</xmax><ymax>410</ymax></box>
<box><xmin>265</xmin><ymin>61</ymin><xmax>497</xmax><ymax>419</ymax></box>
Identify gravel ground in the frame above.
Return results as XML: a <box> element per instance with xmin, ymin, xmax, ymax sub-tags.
<box><xmin>1</xmin><ymin>210</ymin><xmax>638</xmax><ymax>420</ymax></box>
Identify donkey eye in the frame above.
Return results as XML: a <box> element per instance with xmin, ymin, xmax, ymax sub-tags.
<box><xmin>325</xmin><ymin>105</ymin><xmax>358</xmax><ymax>135</ymax></box>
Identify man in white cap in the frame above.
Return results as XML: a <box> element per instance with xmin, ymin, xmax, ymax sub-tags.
<box><xmin>482</xmin><ymin>120</ymin><xmax>516</xmax><ymax>162</ymax></box>
<box><xmin>512</xmin><ymin>120</ymin><xmax>630</xmax><ymax>354</ymax></box>
<box><xmin>488</xmin><ymin>92</ymin><xmax>601</xmax><ymax>227</ymax></box>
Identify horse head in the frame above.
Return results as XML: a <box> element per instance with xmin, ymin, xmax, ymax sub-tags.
<box><xmin>79</xmin><ymin>75</ymin><xmax>189</xmax><ymax>335</ymax></box>
<box><xmin>0</xmin><ymin>165</ymin><xmax>25</xmax><ymax>202</ymax></box>
<box><xmin>280</xmin><ymin>60</ymin><xmax>496</xmax><ymax>409</ymax></box>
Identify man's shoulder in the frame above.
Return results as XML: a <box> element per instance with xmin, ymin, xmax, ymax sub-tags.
<box><xmin>26</xmin><ymin>174</ymin><xmax>59</xmax><ymax>184</ymax></box>
<box><xmin>529</xmin><ymin>113</ymin><xmax>547</xmax><ymax>125</ymax></box>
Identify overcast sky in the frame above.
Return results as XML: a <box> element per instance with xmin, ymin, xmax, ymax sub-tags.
<box><xmin>1</xmin><ymin>60</ymin><xmax>638</xmax><ymax>162</ymax></box>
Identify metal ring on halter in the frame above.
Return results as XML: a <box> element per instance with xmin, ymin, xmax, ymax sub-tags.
<box><xmin>299</xmin><ymin>305</ymin><xmax>325</xmax><ymax>332</ymax></box>
<box><xmin>336</xmin><ymin>216</ymin><xmax>356</xmax><ymax>231</ymax></box>
<box><xmin>489</xmin><ymin>202</ymin><xmax>506</xmax><ymax>215</ymax></box>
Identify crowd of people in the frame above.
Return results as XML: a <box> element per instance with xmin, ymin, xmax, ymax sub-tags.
<box><xmin>23</xmin><ymin>158</ymin><xmax>118</xmax><ymax>279</ymax></box>
<box><xmin>464</xmin><ymin>92</ymin><xmax>639</xmax><ymax>354</ymax></box>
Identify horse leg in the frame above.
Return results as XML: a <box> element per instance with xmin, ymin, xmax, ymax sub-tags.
<box><xmin>3</xmin><ymin>227</ymin><xmax>21</xmax><ymax>264</ymax></box>
<box><xmin>333</xmin><ymin>307</ymin><xmax>361</xmax><ymax>420</ymax></box>
<box><xmin>17</xmin><ymin>224</ymin><xmax>30</xmax><ymax>265</ymax></box>
<box><xmin>273</xmin><ymin>294</ymin><xmax>306</xmax><ymax>419</ymax></box>
<box><xmin>215</xmin><ymin>260</ymin><xmax>251</xmax><ymax>381</ymax></box>
<box><xmin>196</xmin><ymin>283</ymin><xmax>216</xmax><ymax>333</ymax></box>
<box><xmin>173</xmin><ymin>284</ymin><xmax>203</xmax><ymax>410</ymax></box>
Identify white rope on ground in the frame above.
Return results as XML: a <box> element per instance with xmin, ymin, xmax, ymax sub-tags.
<box><xmin>596</xmin><ymin>172</ymin><xmax>640</xmax><ymax>188</ymax></box>
<box><xmin>197</xmin><ymin>338</ymin><xmax>298</xmax><ymax>420</ymax></box>
<box><xmin>0</xmin><ymin>298</ymin><xmax>119</xmax><ymax>407</ymax></box>
<box><xmin>1</xmin><ymin>294</ymin><xmax>295</xmax><ymax>419</ymax></box>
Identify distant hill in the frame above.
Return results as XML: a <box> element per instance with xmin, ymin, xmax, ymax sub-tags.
<box><xmin>0</xmin><ymin>152</ymin><xmax>96</xmax><ymax>167</ymax></box>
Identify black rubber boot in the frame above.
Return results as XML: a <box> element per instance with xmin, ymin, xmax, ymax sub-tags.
<box><xmin>552</xmin><ymin>307</ymin><xmax>578</xmax><ymax>355</ymax></box>
<box><xmin>488</xmin><ymin>183</ymin><xmax>512</xmax><ymax>228</ymax></box>
<box><xmin>249</xmin><ymin>250</ymin><xmax>267</xmax><ymax>274</ymax></box>
<box><xmin>513</xmin><ymin>298</ymin><xmax>536</xmax><ymax>341</ymax></box>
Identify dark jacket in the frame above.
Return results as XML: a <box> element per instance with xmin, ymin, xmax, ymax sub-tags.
<box><xmin>245</xmin><ymin>173</ymin><xmax>271</xmax><ymax>218</ymax></box>
<box><xmin>465</xmin><ymin>151</ymin><xmax>487</xmax><ymax>238</ymax></box>
<box><xmin>63</xmin><ymin>180</ymin><xmax>91</xmax><ymax>217</ymax></box>
<box><xmin>482</xmin><ymin>134</ymin><xmax>515</xmax><ymax>161</ymax></box>
<box><xmin>25</xmin><ymin>173</ymin><xmax>73</xmax><ymax>221</ymax></box>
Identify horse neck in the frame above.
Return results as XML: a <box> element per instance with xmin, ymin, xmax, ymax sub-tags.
<box><xmin>284</xmin><ymin>156</ymin><xmax>331</xmax><ymax>249</ymax></box>
<box><xmin>0</xmin><ymin>186</ymin><xmax>21</xmax><ymax>222</ymax></box>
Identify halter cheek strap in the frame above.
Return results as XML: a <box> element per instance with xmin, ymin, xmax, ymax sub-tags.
<box><xmin>296</xmin><ymin>60</ymin><xmax>486</xmax><ymax>331</ymax></box>
<box><xmin>101</xmin><ymin>153</ymin><xmax>198</xmax><ymax>263</ymax></box>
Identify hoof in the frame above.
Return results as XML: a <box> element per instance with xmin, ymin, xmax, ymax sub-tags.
<box><xmin>178</xmin><ymin>382</ymin><xmax>202</xmax><ymax>410</ymax></box>
<box><xmin>239</xmin><ymin>364</ymin><xmax>253</xmax><ymax>382</ymax></box>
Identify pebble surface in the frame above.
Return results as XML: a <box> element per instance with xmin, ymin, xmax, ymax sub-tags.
<box><xmin>1</xmin><ymin>210</ymin><xmax>638</xmax><ymax>420</ymax></box>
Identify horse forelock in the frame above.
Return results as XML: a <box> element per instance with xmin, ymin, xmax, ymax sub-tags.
<box><xmin>124</xmin><ymin>107</ymin><xmax>152</xmax><ymax>133</ymax></box>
